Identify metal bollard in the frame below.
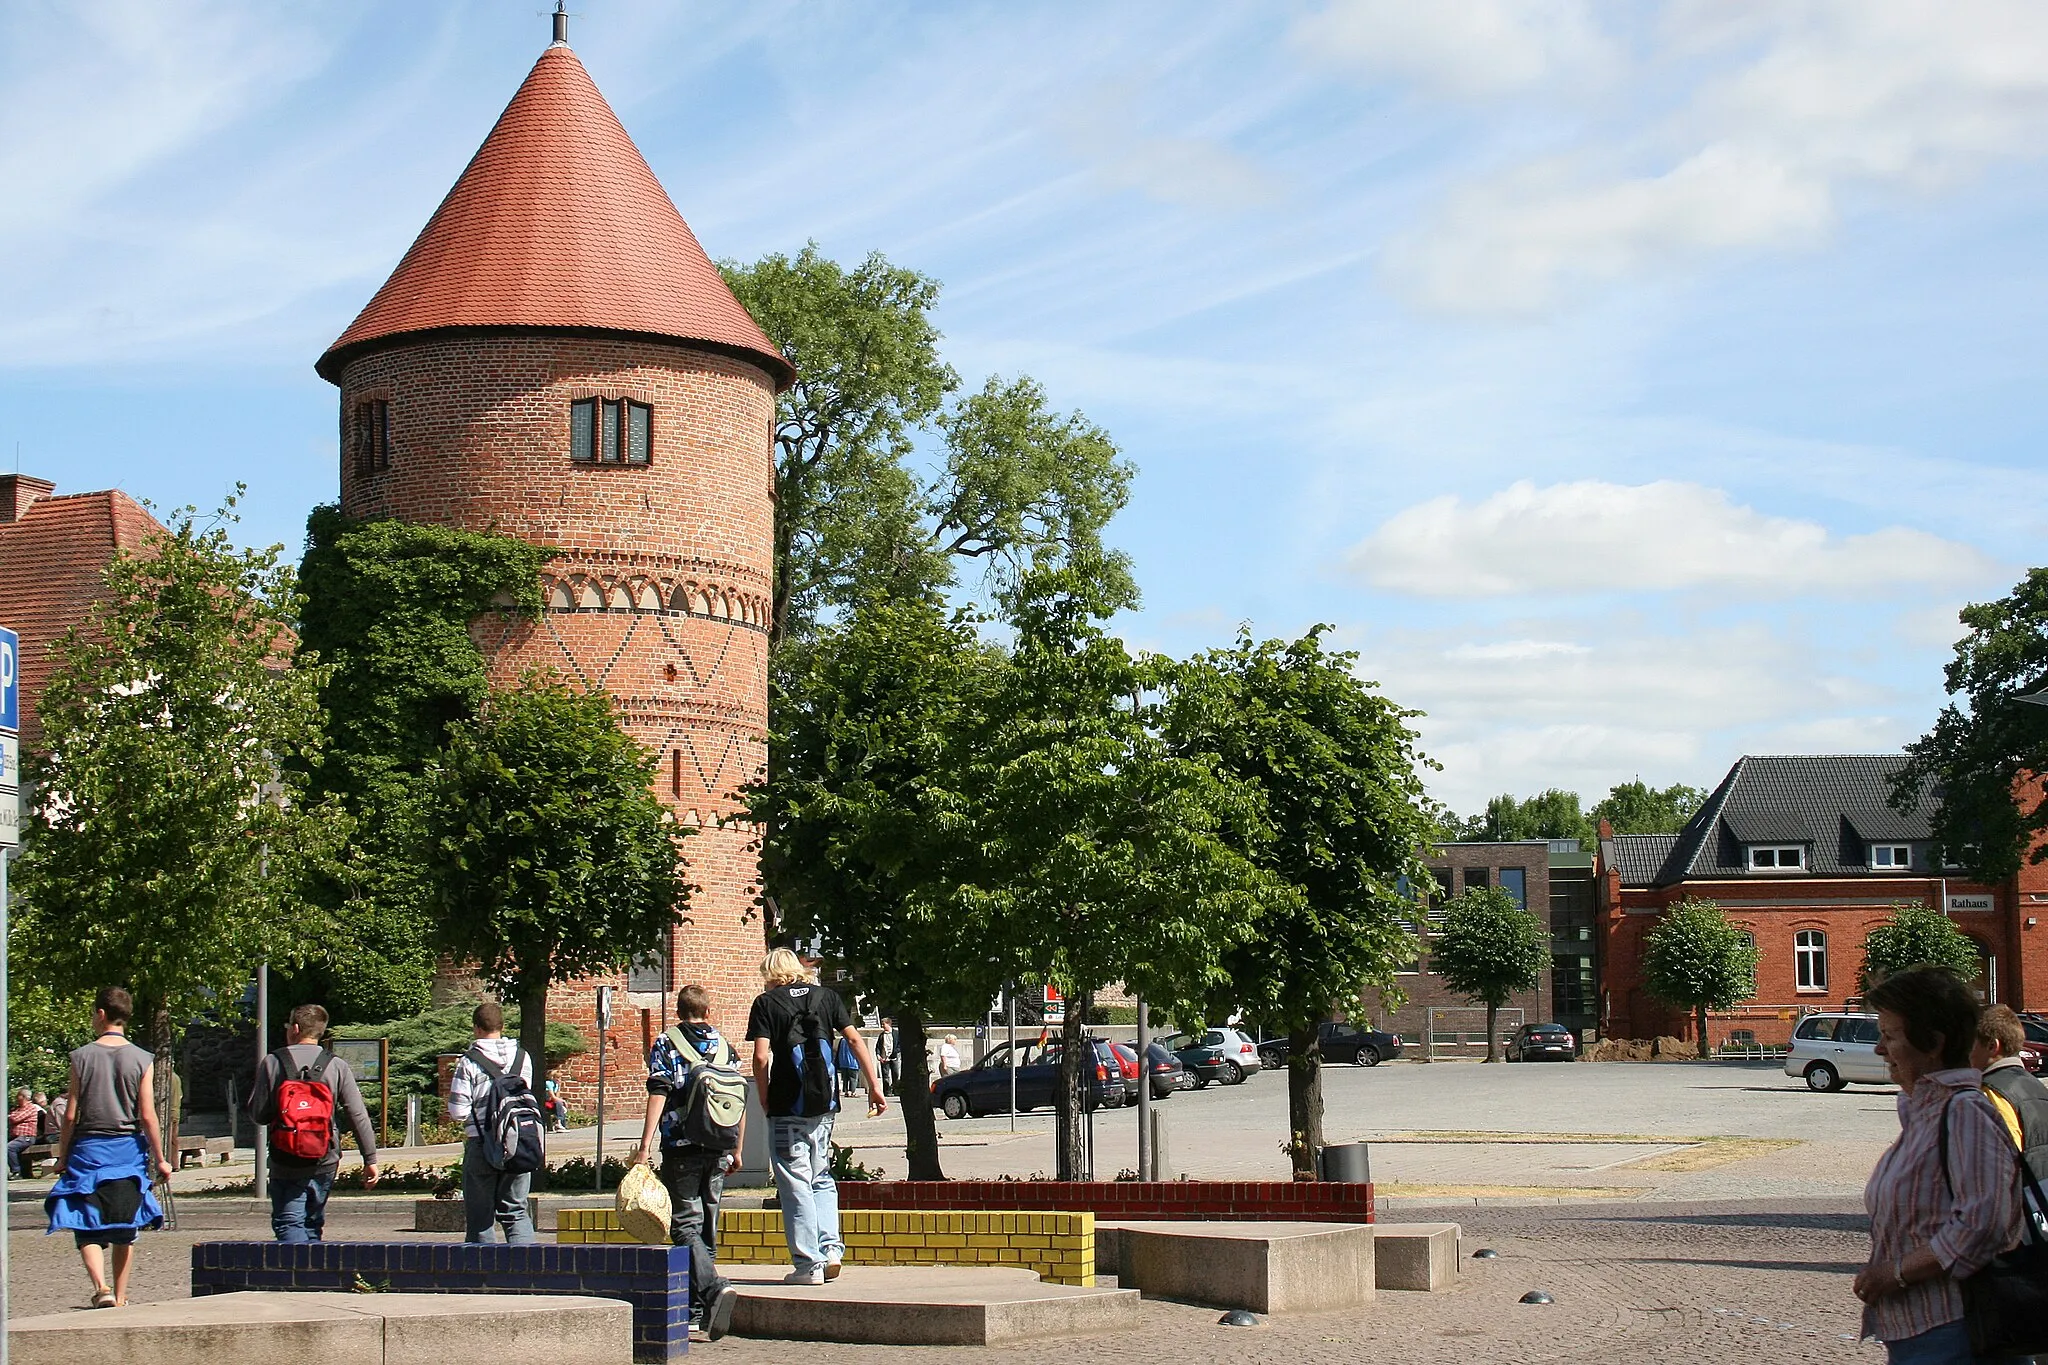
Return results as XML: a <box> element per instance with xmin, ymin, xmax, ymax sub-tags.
<box><xmin>405</xmin><ymin>1095</ymin><xmax>421</xmax><ymax>1149</ymax></box>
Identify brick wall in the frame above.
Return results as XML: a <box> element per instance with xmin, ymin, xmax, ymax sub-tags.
<box><xmin>1378</xmin><ymin>843</ymin><xmax>1554</xmax><ymax>1047</ymax></box>
<box><xmin>837</xmin><ymin>1179</ymin><xmax>1374</xmax><ymax>1223</ymax></box>
<box><xmin>334</xmin><ymin>333</ymin><xmax>774</xmax><ymax>1105</ymax></box>
<box><xmin>191</xmin><ymin>1239</ymin><xmax>690</xmax><ymax>1362</ymax></box>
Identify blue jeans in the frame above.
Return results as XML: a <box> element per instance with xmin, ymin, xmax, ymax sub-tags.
<box><xmin>270</xmin><ymin>1169</ymin><xmax>334</xmax><ymax>1243</ymax></box>
<box><xmin>1883</xmin><ymin>1319</ymin><xmax>2034</xmax><ymax>1365</ymax></box>
<box><xmin>461</xmin><ymin>1136</ymin><xmax>536</xmax><ymax>1244</ymax></box>
<box><xmin>6</xmin><ymin>1134</ymin><xmax>35</xmax><ymax>1177</ymax></box>
<box><xmin>768</xmin><ymin>1113</ymin><xmax>839</xmax><ymax>1274</ymax></box>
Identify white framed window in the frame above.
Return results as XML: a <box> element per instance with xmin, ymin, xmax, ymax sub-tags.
<box><xmin>1869</xmin><ymin>844</ymin><xmax>1912</xmax><ymax>870</ymax></box>
<box><xmin>1795</xmin><ymin>930</ymin><xmax>1828</xmax><ymax>991</ymax></box>
<box><xmin>1748</xmin><ymin>845</ymin><xmax>1806</xmax><ymax>870</ymax></box>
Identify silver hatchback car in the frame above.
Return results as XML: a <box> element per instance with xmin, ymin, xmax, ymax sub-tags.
<box><xmin>1783</xmin><ymin>1013</ymin><xmax>1888</xmax><ymax>1092</ymax></box>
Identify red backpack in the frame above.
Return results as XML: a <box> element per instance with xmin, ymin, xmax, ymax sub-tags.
<box><xmin>270</xmin><ymin>1047</ymin><xmax>336</xmax><ymax>1162</ymax></box>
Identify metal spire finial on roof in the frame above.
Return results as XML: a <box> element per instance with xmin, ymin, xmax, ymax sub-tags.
<box><xmin>551</xmin><ymin>1</ymin><xmax>570</xmax><ymax>46</ymax></box>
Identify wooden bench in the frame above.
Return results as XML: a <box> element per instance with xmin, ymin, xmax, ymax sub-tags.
<box><xmin>17</xmin><ymin>1143</ymin><xmax>55</xmax><ymax>1177</ymax></box>
<box><xmin>18</xmin><ymin>1135</ymin><xmax>231</xmax><ymax>1177</ymax></box>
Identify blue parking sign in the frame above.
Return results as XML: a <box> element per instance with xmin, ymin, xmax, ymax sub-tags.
<box><xmin>0</xmin><ymin>626</ymin><xmax>16</xmax><ymax>735</ymax></box>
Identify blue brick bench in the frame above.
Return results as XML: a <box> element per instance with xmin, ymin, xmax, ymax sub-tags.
<box><xmin>191</xmin><ymin>1241</ymin><xmax>690</xmax><ymax>1361</ymax></box>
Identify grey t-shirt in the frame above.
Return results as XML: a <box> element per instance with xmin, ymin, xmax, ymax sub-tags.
<box><xmin>69</xmin><ymin>1039</ymin><xmax>151</xmax><ymax>1135</ymax></box>
<box><xmin>248</xmin><ymin>1043</ymin><xmax>379</xmax><ymax>1174</ymax></box>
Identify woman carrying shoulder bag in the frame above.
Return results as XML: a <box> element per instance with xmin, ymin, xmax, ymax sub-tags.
<box><xmin>1855</xmin><ymin>966</ymin><xmax>2030</xmax><ymax>1364</ymax></box>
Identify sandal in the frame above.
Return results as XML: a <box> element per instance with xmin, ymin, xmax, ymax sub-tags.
<box><xmin>90</xmin><ymin>1290</ymin><xmax>115</xmax><ymax>1309</ymax></box>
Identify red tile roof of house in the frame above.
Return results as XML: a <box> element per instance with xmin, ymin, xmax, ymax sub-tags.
<box><xmin>0</xmin><ymin>485</ymin><xmax>165</xmax><ymax>749</ymax></box>
<box><xmin>317</xmin><ymin>42</ymin><xmax>791</xmax><ymax>388</ymax></box>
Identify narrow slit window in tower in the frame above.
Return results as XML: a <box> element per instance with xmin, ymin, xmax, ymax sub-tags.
<box><xmin>600</xmin><ymin>398</ymin><xmax>621</xmax><ymax>463</ymax></box>
<box><xmin>570</xmin><ymin>398</ymin><xmax>596</xmax><ymax>462</ymax></box>
<box><xmin>353</xmin><ymin>399</ymin><xmax>390</xmax><ymax>475</ymax></box>
<box><xmin>626</xmin><ymin>400</ymin><xmax>651</xmax><ymax>463</ymax></box>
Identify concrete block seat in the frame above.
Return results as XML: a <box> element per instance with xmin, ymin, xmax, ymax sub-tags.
<box><xmin>1370</xmin><ymin>1222</ymin><xmax>1461</xmax><ymax>1291</ymax></box>
<box><xmin>5</xmin><ymin>1291</ymin><xmax>632</xmax><ymax>1365</ymax></box>
<box><xmin>1099</xmin><ymin>1220</ymin><xmax>1375</xmax><ymax>1314</ymax></box>
<box><xmin>726</xmin><ymin>1264</ymin><xmax>1140</xmax><ymax>1345</ymax></box>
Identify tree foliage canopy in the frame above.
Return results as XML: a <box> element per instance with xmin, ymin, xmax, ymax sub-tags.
<box><xmin>1457</xmin><ymin>781</ymin><xmax>1706</xmax><ymax>843</ymax></box>
<box><xmin>1643</xmin><ymin>898</ymin><xmax>1758</xmax><ymax>1012</ymax></box>
<box><xmin>1429</xmin><ymin>886</ymin><xmax>1550</xmax><ymax>1009</ymax></box>
<box><xmin>411</xmin><ymin>674</ymin><xmax>691</xmax><ymax>1082</ymax></box>
<box><xmin>1893</xmin><ymin>568</ymin><xmax>2048</xmax><ymax>883</ymax></box>
<box><xmin>14</xmin><ymin>498</ymin><xmax>348</xmax><ymax>1040</ymax></box>
<box><xmin>1859</xmin><ymin>904</ymin><xmax>1982</xmax><ymax>990</ymax></box>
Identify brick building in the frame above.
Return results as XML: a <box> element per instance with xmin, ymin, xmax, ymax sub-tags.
<box><xmin>0</xmin><ymin>474</ymin><xmax>166</xmax><ymax>751</ymax></box>
<box><xmin>317</xmin><ymin>21</ymin><xmax>792</xmax><ymax>1099</ymax></box>
<box><xmin>1595</xmin><ymin>754</ymin><xmax>2048</xmax><ymax>1050</ymax></box>
<box><xmin>1374</xmin><ymin>839</ymin><xmax>1597</xmax><ymax>1051</ymax></box>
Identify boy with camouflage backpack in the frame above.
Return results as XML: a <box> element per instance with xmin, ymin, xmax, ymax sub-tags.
<box><xmin>632</xmin><ymin>985</ymin><xmax>744</xmax><ymax>1340</ymax></box>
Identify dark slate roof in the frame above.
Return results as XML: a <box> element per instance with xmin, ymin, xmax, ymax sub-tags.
<box><xmin>1619</xmin><ymin>754</ymin><xmax>1936</xmax><ymax>886</ymax></box>
<box><xmin>1611</xmin><ymin>833</ymin><xmax>1682</xmax><ymax>886</ymax></box>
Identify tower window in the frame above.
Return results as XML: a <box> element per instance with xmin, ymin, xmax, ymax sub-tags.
<box><xmin>352</xmin><ymin>399</ymin><xmax>390</xmax><ymax>475</ymax></box>
<box><xmin>571</xmin><ymin>397</ymin><xmax>653</xmax><ymax>465</ymax></box>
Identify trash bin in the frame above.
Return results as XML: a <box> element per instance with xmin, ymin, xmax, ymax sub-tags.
<box><xmin>1318</xmin><ymin>1141</ymin><xmax>1371</xmax><ymax>1183</ymax></box>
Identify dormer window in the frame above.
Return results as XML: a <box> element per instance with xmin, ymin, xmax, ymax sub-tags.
<box><xmin>352</xmin><ymin>399</ymin><xmax>390</xmax><ymax>476</ymax></box>
<box><xmin>1870</xmin><ymin>844</ymin><xmax>1913</xmax><ymax>870</ymax></box>
<box><xmin>571</xmin><ymin>397</ymin><xmax>652</xmax><ymax>465</ymax></box>
<box><xmin>1748</xmin><ymin>845</ymin><xmax>1806</xmax><ymax>871</ymax></box>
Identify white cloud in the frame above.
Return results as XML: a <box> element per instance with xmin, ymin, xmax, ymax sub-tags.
<box><xmin>1053</xmin><ymin>88</ymin><xmax>1283</xmax><ymax>212</ymax></box>
<box><xmin>1345</xmin><ymin>479</ymin><xmax>2000</xmax><ymax>598</ymax></box>
<box><xmin>1291</xmin><ymin>0</ymin><xmax>1618</xmax><ymax>99</ymax></box>
<box><xmin>1379</xmin><ymin>1</ymin><xmax>2048</xmax><ymax>313</ymax></box>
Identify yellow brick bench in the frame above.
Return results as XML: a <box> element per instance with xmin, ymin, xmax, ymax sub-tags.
<box><xmin>557</xmin><ymin>1207</ymin><xmax>1095</xmax><ymax>1286</ymax></box>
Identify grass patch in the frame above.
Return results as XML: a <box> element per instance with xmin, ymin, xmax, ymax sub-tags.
<box><xmin>1375</xmin><ymin>1182</ymin><xmax>1639</xmax><ymax>1199</ymax></box>
<box><xmin>1373</xmin><ymin>1130</ymin><xmax>1712</xmax><ymax>1144</ymax></box>
<box><xmin>1620</xmin><ymin>1137</ymin><xmax>1803</xmax><ymax>1172</ymax></box>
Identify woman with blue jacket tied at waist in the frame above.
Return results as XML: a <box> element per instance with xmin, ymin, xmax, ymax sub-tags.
<box><xmin>45</xmin><ymin>986</ymin><xmax>173</xmax><ymax>1308</ymax></box>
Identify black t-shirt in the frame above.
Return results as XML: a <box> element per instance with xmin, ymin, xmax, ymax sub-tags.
<box><xmin>746</xmin><ymin>983</ymin><xmax>852</xmax><ymax>1117</ymax></box>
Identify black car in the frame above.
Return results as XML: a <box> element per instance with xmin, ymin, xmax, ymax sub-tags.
<box><xmin>930</xmin><ymin>1037</ymin><xmax>1124</xmax><ymax>1119</ymax></box>
<box><xmin>1507</xmin><ymin>1023</ymin><xmax>1578</xmax><ymax>1062</ymax></box>
<box><xmin>1256</xmin><ymin>1021</ymin><xmax>1403</xmax><ymax>1069</ymax></box>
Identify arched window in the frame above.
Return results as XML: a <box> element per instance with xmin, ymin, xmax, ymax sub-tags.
<box><xmin>1795</xmin><ymin>930</ymin><xmax>1828</xmax><ymax>992</ymax></box>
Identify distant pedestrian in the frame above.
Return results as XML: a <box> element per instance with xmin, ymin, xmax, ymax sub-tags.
<box><xmin>875</xmin><ymin>1020</ymin><xmax>899</xmax><ymax>1097</ymax></box>
<box><xmin>1972</xmin><ymin>1004</ymin><xmax>2048</xmax><ymax>1187</ymax></box>
<box><xmin>446</xmin><ymin>1002</ymin><xmax>544</xmax><ymax>1244</ymax></box>
<box><xmin>8</xmin><ymin>1088</ymin><xmax>39</xmax><ymax>1176</ymax></box>
<box><xmin>44</xmin><ymin>987</ymin><xmax>172</xmax><ymax>1308</ymax></box>
<box><xmin>835</xmin><ymin>1032</ymin><xmax>861</xmax><ymax>1097</ymax></box>
<box><xmin>546</xmin><ymin>1077</ymin><xmax>570</xmax><ymax>1132</ymax></box>
<box><xmin>33</xmin><ymin>1091</ymin><xmax>58</xmax><ymax>1142</ymax></box>
<box><xmin>938</xmin><ymin>1035</ymin><xmax>962</xmax><ymax>1077</ymax></box>
<box><xmin>747</xmin><ymin>948</ymin><xmax>884</xmax><ymax>1285</ymax></box>
<box><xmin>632</xmin><ymin>985</ymin><xmax>744</xmax><ymax>1340</ymax></box>
<box><xmin>1853</xmin><ymin>967</ymin><xmax>2022</xmax><ymax>1363</ymax></box>
<box><xmin>245</xmin><ymin>1003</ymin><xmax>380</xmax><ymax>1241</ymax></box>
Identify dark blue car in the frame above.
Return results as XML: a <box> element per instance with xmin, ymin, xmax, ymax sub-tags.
<box><xmin>931</xmin><ymin>1038</ymin><xmax>1124</xmax><ymax>1119</ymax></box>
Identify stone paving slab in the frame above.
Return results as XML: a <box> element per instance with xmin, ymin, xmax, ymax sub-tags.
<box><xmin>5</xmin><ymin>1291</ymin><xmax>633</xmax><ymax>1365</ymax></box>
<box><xmin>725</xmin><ymin>1263</ymin><xmax>1139</xmax><ymax>1344</ymax></box>
<box><xmin>1099</xmin><ymin>1220</ymin><xmax>1375</xmax><ymax>1313</ymax></box>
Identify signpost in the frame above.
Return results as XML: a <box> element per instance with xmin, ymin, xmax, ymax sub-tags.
<box><xmin>332</xmin><ymin>1037</ymin><xmax>391</xmax><ymax>1152</ymax></box>
<box><xmin>0</xmin><ymin>624</ymin><xmax>20</xmax><ymax>1365</ymax></box>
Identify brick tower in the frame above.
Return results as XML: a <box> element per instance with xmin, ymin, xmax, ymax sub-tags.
<box><xmin>316</xmin><ymin>20</ymin><xmax>790</xmax><ymax>1098</ymax></box>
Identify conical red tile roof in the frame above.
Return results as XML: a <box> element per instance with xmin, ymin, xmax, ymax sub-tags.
<box><xmin>318</xmin><ymin>43</ymin><xmax>790</xmax><ymax>387</ymax></box>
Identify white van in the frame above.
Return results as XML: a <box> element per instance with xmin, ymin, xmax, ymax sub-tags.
<box><xmin>1783</xmin><ymin>1013</ymin><xmax>1888</xmax><ymax>1092</ymax></box>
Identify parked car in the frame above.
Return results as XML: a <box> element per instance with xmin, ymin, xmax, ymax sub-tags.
<box><xmin>1160</xmin><ymin>1028</ymin><xmax>1262</xmax><ymax>1086</ymax></box>
<box><xmin>1256</xmin><ymin>1021</ymin><xmax>1403</xmax><ymax>1069</ymax></box>
<box><xmin>930</xmin><ymin>1037</ymin><xmax>1123</xmax><ymax>1118</ymax></box>
<box><xmin>2019</xmin><ymin>1013</ymin><xmax>2048</xmax><ymax>1077</ymax></box>
<box><xmin>1784</xmin><ymin>1012</ymin><xmax>1887</xmax><ymax>1093</ymax></box>
<box><xmin>1506</xmin><ymin>1022</ymin><xmax>1578</xmax><ymax>1062</ymax></box>
<box><xmin>1110</xmin><ymin>1041</ymin><xmax>1191</xmax><ymax>1100</ymax></box>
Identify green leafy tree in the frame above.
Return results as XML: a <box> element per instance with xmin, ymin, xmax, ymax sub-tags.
<box><xmin>1461</xmin><ymin>789</ymin><xmax>1595</xmax><ymax>845</ymax></box>
<box><xmin>14</xmin><ymin>497</ymin><xmax>348</xmax><ymax>1126</ymax></box>
<box><xmin>1641</xmin><ymin>898</ymin><xmax>1759</xmax><ymax>1057</ymax></box>
<box><xmin>748</xmin><ymin>595</ymin><xmax>1009</xmax><ymax>1178</ymax></box>
<box><xmin>1859</xmin><ymin>904</ymin><xmax>1982</xmax><ymax>990</ymax></box>
<box><xmin>411</xmin><ymin>675</ymin><xmax>691</xmax><ymax>1094</ymax></box>
<box><xmin>1163</xmin><ymin>626</ymin><xmax>1435</xmax><ymax>1175</ymax></box>
<box><xmin>1590</xmin><ymin>781</ymin><xmax>1706</xmax><ymax>835</ymax></box>
<box><xmin>5</xmin><ymin>979</ymin><xmax>94</xmax><ymax>1098</ymax></box>
<box><xmin>961</xmin><ymin>578</ymin><xmax>1279</xmax><ymax>1178</ymax></box>
<box><xmin>1893</xmin><ymin>569</ymin><xmax>2048</xmax><ymax>883</ymax></box>
<box><xmin>723</xmin><ymin>246</ymin><xmax>1137</xmax><ymax>646</ymax></box>
<box><xmin>1427</xmin><ymin>886</ymin><xmax>1550</xmax><ymax>1063</ymax></box>
<box><xmin>291</xmin><ymin>508</ymin><xmax>549</xmax><ymax>1022</ymax></box>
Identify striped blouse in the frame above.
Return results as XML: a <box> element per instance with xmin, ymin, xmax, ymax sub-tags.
<box><xmin>1862</xmin><ymin>1068</ymin><xmax>2022</xmax><ymax>1342</ymax></box>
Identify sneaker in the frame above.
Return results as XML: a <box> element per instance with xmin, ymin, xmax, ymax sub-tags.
<box><xmin>704</xmin><ymin>1281</ymin><xmax>740</xmax><ymax>1340</ymax></box>
<box><xmin>782</xmin><ymin>1266</ymin><xmax>825</xmax><ymax>1286</ymax></box>
<box><xmin>824</xmin><ymin>1258</ymin><xmax>843</xmax><ymax>1282</ymax></box>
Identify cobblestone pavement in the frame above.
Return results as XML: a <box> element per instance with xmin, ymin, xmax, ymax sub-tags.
<box><xmin>7</xmin><ymin>1193</ymin><xmax>1885</xmax><ymax>1363</ymax></box>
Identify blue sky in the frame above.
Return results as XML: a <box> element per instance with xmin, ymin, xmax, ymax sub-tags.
<box><xmin>4</xmin><ymin>0</ymin><xmax>2045</xmax><ymax>815</ymax></box>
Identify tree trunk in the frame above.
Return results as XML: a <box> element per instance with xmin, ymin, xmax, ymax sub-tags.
<box><xmin>1054</xmin><ymin>1003</ymin><xmax>1086</xmax><ymax>1181</ymax></box>
<box><xmin>1484</xmin><ymin>1001</ymin><xmax>1500</xmax><ymax>1063</ymax></box>
<box><xmin>516</xmin><ymin>977</ymin><xmax>551</xmax><ymax>1103</ymax></box>
<box><xmin>139</xmin><ymin>1000</ymin><xmax>178</xmax><ymax>1227</ymax></box>
<box><xmin>1696</xmin><ymin>1003</ymin><xmax>1710</xmax><ymax>1061</ymax></box>
<box><xmin>895</xmin><ymin>1011</ymin><xmax>945</xmax><ymax>1181</ymax></box>
<box><xmin>1286</xmin><ymin>1024</ymin><xmax>1323</xmax><ymax>1178</ymax></box>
